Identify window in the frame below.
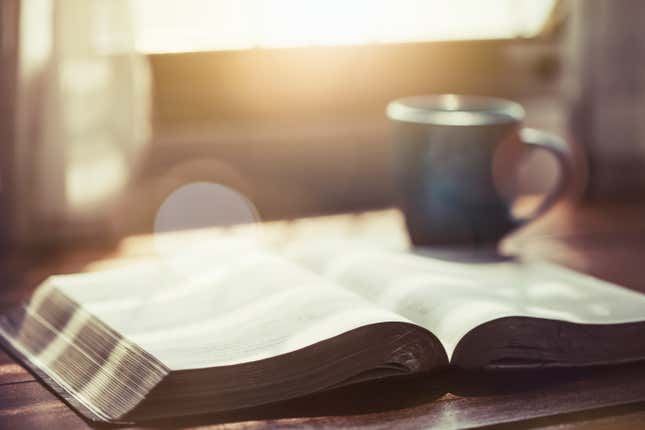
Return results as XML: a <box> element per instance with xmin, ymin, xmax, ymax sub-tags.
<box><xmin>133</xmin><ymin>0</ymin><xmax>557</xmax><ymax>54</ymax></box>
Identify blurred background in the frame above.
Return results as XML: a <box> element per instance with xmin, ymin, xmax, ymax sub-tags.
<box><xmin>1</xmin><ymin>0</ymin><xmax>642</xmax><ymax>252</ymax></box>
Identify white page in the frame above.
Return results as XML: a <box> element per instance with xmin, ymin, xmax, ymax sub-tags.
<box><xmin>286</xmin><ymin>239</ymin><xmax>645</xmax><ymax>358</ymax></box>
<box><xmin>51</xmin><ymin>245</ymin><xmax>410</xmax><ymax>370</ymax></box>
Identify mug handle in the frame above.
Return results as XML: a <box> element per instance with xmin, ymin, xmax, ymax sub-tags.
<box><xmin>514</xmin><ymin>127</ymin><xmax>574</xmax><ymax>224</ymax></box>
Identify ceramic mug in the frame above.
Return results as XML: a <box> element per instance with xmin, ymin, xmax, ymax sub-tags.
<box><xmin>387</xmin><ymin>94</ymin><xmax>572</xmax><ymax>246</ymax></box>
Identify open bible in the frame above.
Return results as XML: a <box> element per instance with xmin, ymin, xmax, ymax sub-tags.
<box><xmin>3</xmin><ymin>236</ymin><xmax>645</xmax><ymax>423</ymax></box>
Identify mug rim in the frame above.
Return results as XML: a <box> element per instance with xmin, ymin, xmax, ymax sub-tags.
<box><xmin>387</xmin><ymin>94</ymin><xmax>525</xmax><ymax>126</ymax></box>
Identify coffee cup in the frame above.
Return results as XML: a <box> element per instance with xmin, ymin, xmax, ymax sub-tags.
<box><xmin>387</xmin><ymin>94</ymin><xmax>572</xmax><ymax>246</ymax></box>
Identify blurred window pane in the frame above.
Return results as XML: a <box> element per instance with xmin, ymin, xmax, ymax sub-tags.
<box><xmin>133</xmin><ymin>0</ymin><xmax>556</xmax><ymax>54</ymax></box>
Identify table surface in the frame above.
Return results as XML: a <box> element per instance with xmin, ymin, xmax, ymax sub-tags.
<box><xmin>4</xmin><ymin>201</ymin><xmax>645</xmax><ymax>429</ymax></box>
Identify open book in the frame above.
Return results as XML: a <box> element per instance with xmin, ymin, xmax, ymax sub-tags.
<box><xmin>3</xmin><ymin>238</ymin><xmax>645</xmax><ymax>423</ymax></box>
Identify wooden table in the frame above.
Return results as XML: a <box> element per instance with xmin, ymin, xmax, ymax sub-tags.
<box><xmin>4</xmin><ymin>202</ymin><xmax>645</xmax><ymax>429</ymax></box>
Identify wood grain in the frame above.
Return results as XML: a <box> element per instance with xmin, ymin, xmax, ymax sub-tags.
<box><xmin>0</xmin><ymin>350</ymin><xmax>32</xmax><ymax>385</ymax></box>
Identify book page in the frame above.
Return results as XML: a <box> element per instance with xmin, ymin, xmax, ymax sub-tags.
<box><xmin>286</xmin><ymin>239</ymin><xmax>645</xmax><ymax>358</ymax></box>
<box><xmin>51</xmin><ymin>242</ymin><xmax>411</xmax><ymax>370</ymax></box>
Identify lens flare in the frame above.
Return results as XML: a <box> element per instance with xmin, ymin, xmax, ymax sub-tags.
<box><xmin>154</xmin><ymin>182</ymin><xmax>261</xmax><ymax>280</ymax></box>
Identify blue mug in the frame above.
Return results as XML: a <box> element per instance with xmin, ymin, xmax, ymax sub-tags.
<box><xmin>387</xmin><ymin>95</ymin><xmax>573</xmax><ymax>246</ymax></box>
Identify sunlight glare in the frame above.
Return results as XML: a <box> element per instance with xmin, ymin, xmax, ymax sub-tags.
<box><xmin>132</xmin><ymin>0</ymin><xmax>556</xmax><ymax>53</ymax></box>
